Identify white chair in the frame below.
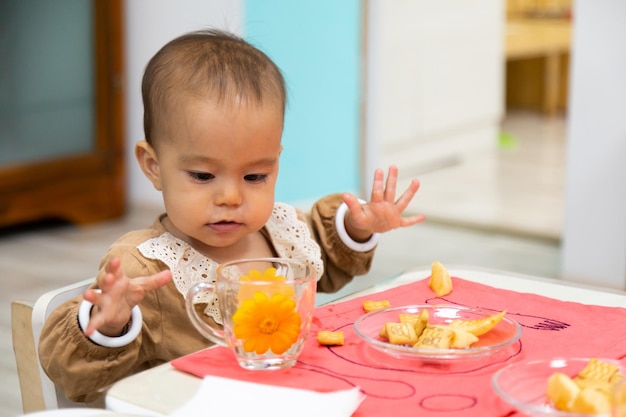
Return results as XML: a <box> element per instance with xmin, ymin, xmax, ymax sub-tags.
<box><xmin>11</xmin><ymin>278</ymin><xmax>103</xmax><ymax>413</ymax></box>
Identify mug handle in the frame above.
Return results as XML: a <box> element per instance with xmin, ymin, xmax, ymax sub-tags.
<box><xmin>185</xmin><ymin>282</ymin><xmax>227</xmax><ymax>347</ymax></box>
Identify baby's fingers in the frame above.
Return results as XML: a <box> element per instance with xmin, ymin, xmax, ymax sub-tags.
<box><xmin>394</xmin><ymin>179</ymin><xmax>421</xmax><ymax>211</ymax></box>
<box><xmin>399</xmin><ymin>213</ymin><xmax>426</xmax><ymax>228</ymax></box>
<box><xmin>83</xmin><ymin>311</ymin><xmax>105</xmax><ymax>336</ymax></box>
<box><xmin>117</xmin><ymin>269</ymin><xmax>172</xmax><ymax>307</ymax></box>
<box><xmin>81</xmin><ymin>290</ymin><xmax>110</xmax><ymax>336</ymax></box>
<box><xmin>369</xmin><ymin>168</ymin><xmax>385</xmax><ymax>202</ymax></box>
<box><xmin>139</xmin><ymin>269</ymin><xmax>172</xmax><ymax>292</ymax></box>
<box><xmin>383</xmin><ymin>166</ymin><xmax>399</xmax><ymax>202</ymax></box>
<box><xmin>82</xmin><ymin>287</ymin><xmax>100</xmax><ymax>304</ymax></box>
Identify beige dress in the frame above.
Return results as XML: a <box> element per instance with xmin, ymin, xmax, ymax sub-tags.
<box><xmin>38</xmin><ymin>194</ymin><xmax>375</xmax><ymax>402</ymax></box>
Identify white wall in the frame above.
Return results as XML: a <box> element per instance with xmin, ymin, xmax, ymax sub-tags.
<box><xmin>365</xmin><ymin>0</ymin><xmax>504</xmax><ymax>188</ymax></box>
<box><xmin>124</xmin><ymin>0</ymin><xmax>243</xmax><ymax>207</ymax></box>
<box><xmin>560</xmin><ymin>0</ymin><xmax>626</xmax><ymax>290</ymax></box>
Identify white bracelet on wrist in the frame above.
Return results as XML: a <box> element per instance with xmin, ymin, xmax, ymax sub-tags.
<box><xmin>78</xmin><ymin>292</ymin><xmax>142</xmax><ymax>348</ymax></box>
<box><xmin>335</xmin><ymin>201</ymin><xmax>380</xmax><ymax>252</ymax></box>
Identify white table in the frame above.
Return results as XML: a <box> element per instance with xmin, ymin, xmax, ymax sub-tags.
<box><xmin>105</xmin><ymin>266</ymin><xmax>626</xmax><ymax>416</ymax></box>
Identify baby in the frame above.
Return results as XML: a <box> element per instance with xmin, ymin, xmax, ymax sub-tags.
<box><xmin>38</xmin><ymin>29</ymin><xmax>424</xmax><ymax>403</ymax></box>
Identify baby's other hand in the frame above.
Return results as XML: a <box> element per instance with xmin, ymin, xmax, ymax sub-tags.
<box><xmin>342</xmin><ymin>165</ymin><xmax>425</xmax><ymax>242</ymax></box>
<box><xmin>82</xmin><ymin>257</ymin><xmax>172</xmax><ymax>337</ymax></box>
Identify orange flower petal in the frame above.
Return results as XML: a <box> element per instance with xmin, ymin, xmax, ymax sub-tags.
<box><xmin>232</xmin><ymin>291</ymin><xmax>301</xmax><ymax>354</ymax></box>
<box><xmin>270</xmin><ymin>330</ymin><xmax>297</xmax><ymax>354</ymax></box>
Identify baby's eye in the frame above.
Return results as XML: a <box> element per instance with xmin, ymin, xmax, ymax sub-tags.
<box><xmin>188</xmin><ymin>171</ymin><xmax>214</xmax><ymax>181</ymax></box>
<box><xmin>244</xmin><ymin>174</ymin><xmax>267</xmax><ymax>183</ymax></box>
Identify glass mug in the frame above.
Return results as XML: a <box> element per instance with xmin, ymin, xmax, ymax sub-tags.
<box><xmin>186</xmin><ymin>258</ymin><xmax>317</xmax><ymax>370</ymax></box>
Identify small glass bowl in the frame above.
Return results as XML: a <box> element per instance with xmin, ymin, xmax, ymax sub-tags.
<box><xmin>492</xmin><ymin>357</ymin><xmax>622</xmax><ymax>416</ymax></box>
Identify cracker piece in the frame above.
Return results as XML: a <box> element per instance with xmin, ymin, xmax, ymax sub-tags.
<box><xmin>569</xmin><ymin>387</ymin><xmax>611</xmax><ymax>415</ymax></box>
<box><xmin>363</xmin><ymin>300</ymin><xmax>391</xmax><ymax>313</ymax></box>
<box><xmin>428</xmin><ymin>261</ymin><xmax>453</xmax><ymax>296</ymax></box>
<box><xmin>398</xmin><ymin>313</ymin><xmax>421</xmax><ymax>326</ymax></box>
<box><xmin>547</xmin><ymin>372</ymin><xmax>580</xmax><ymax>411</ymax></box>
<box><xmin>412</xmin><ymin>309</ymin><xmax>430</xmax><ymax>337</ymax></box>
<box><xmin>575</xmin><ymin>358</ymin><xmax>620</xmax><ymax>383</ymax></box>
<box><xmin>379</xmin><ymin>323</ymin><xmax>390</xmax><ymax>338</ymax></box>
<box><xmin>609</xmin><ymin>373</ymin><xmax>625</xmax><ymax>384</ymax></box>
<box><xmin>385</xmin><ymin>322</ymin><xmax>418</xmax><ymax>345</ymax></box>
<box><xmin>398</xmin><ymin>311</ymin><xmax>430</xmax><ymax>337</ymax></box>
<box><xmin>573</xmin><ymin>378</ymin><xmax>612</xmax><ymax>394</ymax></box>
<box><xmin>317</xmin><ymin>331</ymin><xmax>345</xmax><ymax>346</ymax></box>
<box><xmin>413</xmin><ymin>325</ymin><xmax>454</xmax><ymax>349</ymax></box>
<box><xmin>447</xmin><ymin>327</ymin><xmax>479</xmax><ymax>349</ymax></box>
<box><xmin>449</xmin><ymin>310</ymin><xmax>506</xmax><ymax>336</ymax></box>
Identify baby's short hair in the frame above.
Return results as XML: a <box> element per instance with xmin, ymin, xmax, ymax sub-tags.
<box><xmin>141</xmin><ymin>29</ymin><xmax>286</xmax><ymax>144</ymax></box>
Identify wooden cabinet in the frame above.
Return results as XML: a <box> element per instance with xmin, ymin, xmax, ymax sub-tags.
<box><xmin>0</xmin><ymin>0</ymin><xmax>125</xmax><ymax>228</ymax></box>
<box><xmin>505</xmin><ymin>18</ymin><xmax>571</xmax><ymax>115</ymax></box>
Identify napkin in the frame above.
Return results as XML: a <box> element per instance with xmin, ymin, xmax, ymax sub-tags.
<box><xmin>170</xmin><ymin>375</ymin><xmax>365</xmax><ymax>417</ymax></box>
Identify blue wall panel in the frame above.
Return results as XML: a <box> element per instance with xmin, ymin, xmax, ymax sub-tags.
<box><xmin>244</xmin><ymin>1</ymin><xmax>361</xmax><ymax>203</ymax></box>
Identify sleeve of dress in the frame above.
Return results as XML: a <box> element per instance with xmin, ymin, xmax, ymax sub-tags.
<box><xmin>37</xmin><ymin>249</ymin><xmax>166</xmax><ymax>403</ymax></box>
<box><xmin>301</xmin><ymin>193</ymin><xmax>377</xmax><ymax>293</ymax></box>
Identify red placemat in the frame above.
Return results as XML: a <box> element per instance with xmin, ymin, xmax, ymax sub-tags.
<box><xmin>172</xmin><ymin>276</ymin><xmax>626</xmax><ymax>417</ymax></box>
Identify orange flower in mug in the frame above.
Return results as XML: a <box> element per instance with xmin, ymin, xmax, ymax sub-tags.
<box><xmin>238</xmin><ymin>267</ymin><xmax>295</xmax><ymax>302</ymax></box>
<box><xmin>232</xmin><ymin>291</ymin><xmax>301</xmax><ymax>355</ymax></box>
<box><xmin>241</xmin><ymin>267</ymin><xmax>285</xmax><ymax>283</ymax></box>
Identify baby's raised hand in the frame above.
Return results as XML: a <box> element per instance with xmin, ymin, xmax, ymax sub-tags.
<box><xmin>342</xmin><ymin>165</ymin><xmax>424</xmax><ymax>242</ymax></box>
<box><xmin>82</xmin><ymin>257</ymin><xmax>172</xmax><ymax>337</ymax></box>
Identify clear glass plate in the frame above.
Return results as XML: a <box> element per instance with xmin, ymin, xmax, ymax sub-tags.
<box><xmin>353</xmin><ymin>304</ymin><xmax>522</xmax><ymax>362</ymax></box>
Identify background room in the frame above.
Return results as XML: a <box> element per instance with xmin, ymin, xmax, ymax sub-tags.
<box><xmin>1</xmin><ymin>1</ymin><xmax>625</xmax><ymax>416</ymax></box>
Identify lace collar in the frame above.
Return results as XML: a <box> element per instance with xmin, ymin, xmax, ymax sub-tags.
<box><xmin>137</xmin><ymin>202</ymin><xmax>323</xmax><ymax>323</ymax></box>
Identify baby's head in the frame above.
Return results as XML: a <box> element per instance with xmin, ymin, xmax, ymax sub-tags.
<box><xmin>141</xmin><ymin>29</ymin><xmax>286</xmax><ymax>146</ymax></box>
<box><xmin>137</xmin><ymin>30</ymin><xmax>287</xmax><ymax>256</ymax></box>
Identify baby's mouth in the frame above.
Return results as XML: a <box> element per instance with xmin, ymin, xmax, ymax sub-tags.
<box><xmin>208</xmin><ymin>221</ymin><xmax>241</xmax><ymax>232</ymax></box>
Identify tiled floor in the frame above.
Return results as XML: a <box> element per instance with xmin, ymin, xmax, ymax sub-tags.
<box><xmin>0</xmin><ymin>110</ymin><xmax>564</xmax><ymax>416</ymax></box>
<box><xmin>402</xmin><ymin>110</ymin><xmax>567</xmax><ymax>241</ymax></box>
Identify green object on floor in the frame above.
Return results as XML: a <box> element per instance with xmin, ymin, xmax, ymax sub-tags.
<box><xmin>498</xmin><ymin>132</ymin><xmax>518</xmax><ymax>149</ymax></box>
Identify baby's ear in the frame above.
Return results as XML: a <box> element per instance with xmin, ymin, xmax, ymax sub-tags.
<box><xmin>135</xmin><ymin>141</ymin><xmax>162</xmax><ymax>191</ymax></box>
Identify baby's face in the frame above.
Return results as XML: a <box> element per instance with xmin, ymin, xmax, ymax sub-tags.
<box><xmin>153</xmin><ymin>97</ymin><xmax>283</xmax><ymax>256</ymax></box>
